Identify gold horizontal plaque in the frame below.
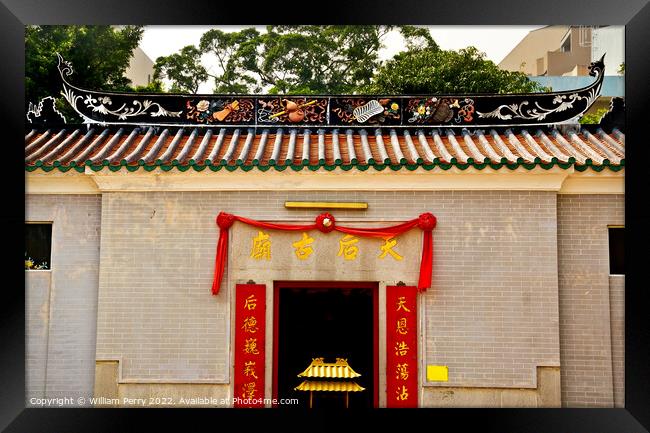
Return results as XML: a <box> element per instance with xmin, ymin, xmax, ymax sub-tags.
<box><xmin>284</xmin><ymin>201</ymin><xmax>368</xmax><ymax>210</ymax></box>
<box><xmin>426</xmin><ymin>365</ymin><xmax>449</xmax><ymax>382</ymax></box>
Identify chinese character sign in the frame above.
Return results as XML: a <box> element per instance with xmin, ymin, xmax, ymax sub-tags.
<box><xmin>386</xmin><ymin>285</ymin><xmax>418</xmax><ymax>408</ymax></box>
<box><xmin>247</xmin><ymin>230</ymin><xmax>408</xmax><ymax>264</ymax></box>
<box><xmin>212</xmin><ymin>211</ymin><xmax>436</xmax><ymax>295</ymax></box>
<box><xmin>234</xmin><ymin>284</ymin><xmax>266</xmax><ymax>407</ymax></box>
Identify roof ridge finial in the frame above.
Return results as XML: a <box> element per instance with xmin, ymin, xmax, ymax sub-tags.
<box><xmin>56</xmin><ymin>53</ymin><xmax>75</xmax><ymax>78</ymax></box>
<box><xmin>589</xmin><ymin>53</ymin><xmax>606</xmax><ymax>78</ymax></box>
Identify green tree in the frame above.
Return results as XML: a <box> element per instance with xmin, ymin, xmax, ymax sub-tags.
<box><xmin>131</xmin><ymin>80</ymin><xmax>165</xmax><ymax>93</ymax></box>
<box><xmin>198</xmin><ymin>25</ymin><xmax>394</xmax><ymax>94</ymax></box>
<box><xmin>579</xmin><ymin>107</ymin><xmax>609</xmax><ymax>124</ymax></box>
<box><xmin>25</xmin><ymin>25</ymin><xmax>144</xmax><ymax>112</ymax></box>
<box><xmin>363</xmin><ymin>46</ymin><xmax>546</xmax><ymax>94</ymax></box>
<box><xmin>153</xmin><ymin>45</ymin><xmax>208</xmax><ymax>94</ymax></box>
<box><xmin>162</xmin><ymin>26</ymin><xmax>543</xmax><ymax>95</ymax></box>
<box><xmin>199</xmin><ymin>28</ymin><xmax>260</xmax><ymax>93</ymax></box>
<box><xmin>399</xmin><ymin>25</ymin><xmax>439</xmax><ymax>51</ymax></box>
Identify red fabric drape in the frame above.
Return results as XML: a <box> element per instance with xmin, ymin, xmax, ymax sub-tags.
<box><xmin>419</xmin><ymin>230</ymin><xmax>433</xmax><ymax>290</ymax></box>
<box><xmin>212</xmin><ymin>212</ymin><xmax>436</xmax><ymax>295</ymax></box>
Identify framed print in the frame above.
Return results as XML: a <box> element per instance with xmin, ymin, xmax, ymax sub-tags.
<box><xmin>3</xmin><ymin>0</ymin><xmax>650</xmax><ymax>431</ymax></box>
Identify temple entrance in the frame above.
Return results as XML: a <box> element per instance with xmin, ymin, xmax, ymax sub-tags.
<box><xmin>273</xmin><ymin>282</ymin><xmax>378</xmax><ymax>408</ymax></box>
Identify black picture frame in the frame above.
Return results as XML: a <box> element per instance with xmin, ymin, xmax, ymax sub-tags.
<box><xmin>3</xmin><ymin>1</ymin><xmax>649</xmax><ymax>431</ymax></box>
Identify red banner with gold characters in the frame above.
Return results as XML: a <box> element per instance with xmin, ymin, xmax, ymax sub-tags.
<box><xmin>234</xmin><ymin>284</ymin><xmax>266</xmax><ymax>408</ymax></box>
<box><xmin>386</xmin><ymin>285</ymin><xmax>418</xmax><ymax>408</ymax></box>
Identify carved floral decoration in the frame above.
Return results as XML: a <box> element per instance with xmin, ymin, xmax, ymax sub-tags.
<box><xmin>186</xmin><ymin>98</ymin><xmax>254</xmax><ymax>124</ymax></box>
<box><xmin>407</xmin><ymin>97</ymin><xmax>475</xmax><ymax>124</ymax></box>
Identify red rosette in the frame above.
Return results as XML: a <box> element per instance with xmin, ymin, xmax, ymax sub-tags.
<box><xmin>216</xmin><ymin>212</ymin><xmax>236</xmax><ymax>230</ymax></box>
<box><xmin>417</xmin><ymin>212</ymin><xmax>437</xmax><ymax>231</ymax></box>
<box><xmin>315</xmin><ymin>212</ymin><xmax>336</xmax><ymax>233</ymax></box>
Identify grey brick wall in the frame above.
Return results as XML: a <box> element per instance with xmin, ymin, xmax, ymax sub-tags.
<box><xmin>96</xmin><ymin>191</ymin><xmax>559</xmax><ymax>389</ymax></box>
<box><xmin>95</xmin><ymin>192</ymin><xmax>230</xmax><ymax>381</ymax></box>
<box><xmin>422</xmin><ymin>190</ymin><xmax>560</xmax><ymax>388</ymax></box>
<box><xmin>557</xmin><ymin>194</ymin><xmax>624</xmax><ymax>407</ymax></box>
<box><xmin>25</xmin><ymin>194</ymin><xmax>102</xmax><ymax>406</ymax></box>
<box><xmin>609</xmin><ymin>275</ymin><xmax>625</xmax><ymax>408</ymax></box>
<box><xmin>25</xmin><ymin>271</ymin><xmax>50</xmax><ymax>400</ymax></box>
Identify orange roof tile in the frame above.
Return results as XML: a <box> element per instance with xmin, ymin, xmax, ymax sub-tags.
<box><xmin>24</xmin><ymin>126</ymin><xmax>625</xmax><ymax>172</ymax></box>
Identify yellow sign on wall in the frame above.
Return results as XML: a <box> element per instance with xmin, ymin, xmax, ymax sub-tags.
<box><xmin>426</xmin><ymin>365</ymin><xmax>449</xmax><ymax>382</ymax></box>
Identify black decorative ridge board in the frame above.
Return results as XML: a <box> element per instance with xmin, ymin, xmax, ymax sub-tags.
<box><xmin>42</xmin><ymin>54</ymin><xmax>606</xmax><ymax>129</ymax></box>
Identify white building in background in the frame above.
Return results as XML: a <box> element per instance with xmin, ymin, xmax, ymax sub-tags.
<box><xmin>592</xmin><ymin>26</ymin><xmax>625</xmax><ymax>75</ymax></box>
<box><xmin>125</xmin><ymin>46</ymin><xmax>154</xmax><ymax>87</ymax></box>
<box><xmin>499</xmin><ymin>25</ymin><xmax>624</xmax><ymax>77</ymax></box>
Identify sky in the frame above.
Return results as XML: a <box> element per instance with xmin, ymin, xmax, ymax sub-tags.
<box><xmin>139</xmin><ymin>25</ymin><xmax>543</xmax><ymax>93</ymax></box>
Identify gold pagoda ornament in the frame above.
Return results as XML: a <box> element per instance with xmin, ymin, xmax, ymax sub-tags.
<box><xmin>294</xmin><ymin>358</ymin><xmax>365</xmax><ymax>408</ymax></box>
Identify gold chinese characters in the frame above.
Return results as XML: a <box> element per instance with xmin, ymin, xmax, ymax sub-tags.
<box><xmin>338</xmin><ymin>234</ymin><xmax>359</xmax><ymax>260</ymax></box>
<box><xmin>292</xmin><ymin>232</ymin><xmax>314</xmax><ymax>260</ymax></box>
<box><xmin>379</xmin><ymin>238</ymin><xmax>403</xmax><ymax>261</ymax></box>
<box><xmin>235</xmin><ymin>285</ymin><xmax>265</xmax><ymax>406</ymax></box>
<box><xmin>388</xmin><ymin>287</ymin><xmax>416</xmax><ymax>406</ymax></box>
<box><xmin>249</xmin><ymin>232</ymin><xmax>405</xmax><ymax>262</ymax></box>
<box><xmin>250</xmin><ymin>231</ymin><xmax>271</xmax><ymax>260</ymax></box>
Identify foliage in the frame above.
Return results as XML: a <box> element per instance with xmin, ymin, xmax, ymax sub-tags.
<box><xmin>159</xmin><ymin>26</ymin><xmax>543</xmax><ymax>95</ymax></box>
<box><xmin>153</xmin><ymin>45</ymin><xmax>208</xmax><ymax>94</ymax></box>
<box><xmin>25</xmin><ymin>25</ymin><xmax>144</xmax><ymax>117</ymax></box>
<box><xmin>198</xmin><ymin>28</ymin><xmax>260</xmax><ymax>93</ymax></box>
<box><xmin>399</xmin><ymin>25</ymin><xmax>439</xmax><ymax>51</ymax></box>
<box><xmin>196</xmin><ymin>25</ymin><xmax>396</xmax><ymax>94</ymax></box>
<box><xmin>579</xmin><ymin>107</ymin><xmax>609</xmax><ymax>124</ymax></box>
<box><xmin>618</xmin><ymin>62</ymin><xmax>625</xmax><ymax>74</ymax></box>
<box><xmin>362</xmin><ymin>46</ymin><xmax>546</xmax><ymax>94</ymax></box>
<box><xmin>130</xmin><ymin>80</ymin><xmax>165</xmax><ymax>93</ymax></box>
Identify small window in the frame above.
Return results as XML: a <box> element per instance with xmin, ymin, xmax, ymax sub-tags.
<box><xmin>25</xmin><ymin>223</ymin><xmax>52</xmax><ymax>270</ymax></box>
<box><xmin>608</xmin><ymin>227</ymin><xmax>624</xmax><ymax>275</ymax></box>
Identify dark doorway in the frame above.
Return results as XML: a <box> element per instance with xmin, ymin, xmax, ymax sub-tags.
<box><xmin>273</xmin><ymin>282</ymin><xmax>377</xmax><ymax>408</ymax></box>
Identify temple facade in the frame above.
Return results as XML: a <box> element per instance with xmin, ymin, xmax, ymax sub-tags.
<box><xmin>24</xmin><ymin>57</ymin><xmax>624</xmax><ymax>408</ymax></box>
